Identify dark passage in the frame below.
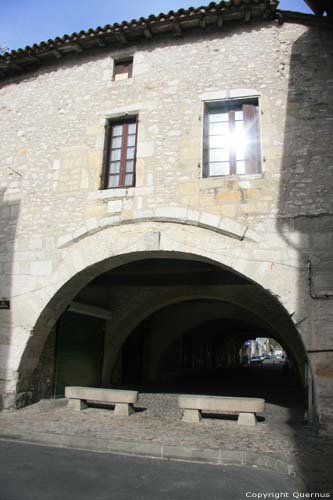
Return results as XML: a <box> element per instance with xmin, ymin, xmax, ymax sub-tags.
<box><xmin>54</xmin><ymin>311</ymin><xmax>105</xmax><ymax>397</ymax></box>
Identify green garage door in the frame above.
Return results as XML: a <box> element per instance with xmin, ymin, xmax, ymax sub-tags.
<box><xmin>54</xmin><ymin>311</ymin><xmax>105</xmax><ymax>397</ymax></box>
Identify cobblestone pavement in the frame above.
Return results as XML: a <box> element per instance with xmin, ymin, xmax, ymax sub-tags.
<box><xmin>0</xmin><ymin>393</ymin><xmax>332</xmax><ymax>492</ymax></box>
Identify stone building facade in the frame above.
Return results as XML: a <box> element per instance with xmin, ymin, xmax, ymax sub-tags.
<box><xmin>0</xmin><ymin>1</ymin><xmax>332</xmax><ymax>430</ymax></box>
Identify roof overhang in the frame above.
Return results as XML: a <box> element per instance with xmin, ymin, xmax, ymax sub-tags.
<box><xmin>0</xmin><ymin>0</ymin><xmax>330</xmax><ymax>82</ymax></box>
<box><xmin>0</xmin><ymin>0</ymin><xmax>278</xmax><ymax>80</ymax></box>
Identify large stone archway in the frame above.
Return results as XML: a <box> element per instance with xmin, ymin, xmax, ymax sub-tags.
<box><xmin>6</xmin><ymin>220</ymin><xmax>312</xmax><ymax>413</ymax></box>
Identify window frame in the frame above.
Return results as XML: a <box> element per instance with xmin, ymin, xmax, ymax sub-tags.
<box><xmin>202</xmin><ymin>97</ymin><xmax>262</xmax><ymax>179</ymax></box>
<box><xmin>101</xmin><ymin>116</ymin><xmax>138</xmax><ymax>190</ymax></box>
<box><xmin>113</xmin><ymin>57</ymin><xmax>133</xmax><ymax>81</ymax></box>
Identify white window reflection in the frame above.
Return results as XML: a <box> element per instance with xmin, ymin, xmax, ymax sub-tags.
<box><xmin>128</xmin><ymin>123</ymin><xmax>136</xmax><ymax>135</ymax></box>
<box><xmin>209</xmin><ymin>162</ymin><xmax>230</xmax><ymax>176</ymax></box>
<box><xmin>112</xmin><ymin>125</ymin><xmax>123</xmax><ymax>137</ymax></box>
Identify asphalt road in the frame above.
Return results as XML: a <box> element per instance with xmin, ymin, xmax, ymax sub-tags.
<box><xmin>0</xmin><ymin>440</ymin><xmax>304</xmax><ymax>500</ymax></box>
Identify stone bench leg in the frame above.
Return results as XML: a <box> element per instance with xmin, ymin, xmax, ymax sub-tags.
<box><xmin>68</xmin><ymin>398</ymin><xmax>88</xmax><ymax>411</ymax></box>
<box><xmin>238</xmin><ymin>412</ymin><xmax>257</xmax><ymax>426</ymax></box>
<box><xmin>182</xmin><ymin>409</ymin><xmax>202</xmax><ymax>423</ymax></box>
<box><xmin>114</xmin><ymin>403</ymin><xmax>134</xmax><ymax>416</ymax></box>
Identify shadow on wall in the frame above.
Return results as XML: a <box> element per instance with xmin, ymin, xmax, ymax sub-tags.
<box><xmin>277</xmin><ymin>23</ymin><xmax>333</xmax><ymax>491</ymax></box>
<box><xmin>0</xmin><ymin>188</ymin><xmax>20</xmax><ymax>410</ymax></box>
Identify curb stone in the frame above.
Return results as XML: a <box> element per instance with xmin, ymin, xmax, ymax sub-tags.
<box><xmin>0</xmin><ymin>425</ymin><xmax>307</xmax><ymax>490</ymax></box>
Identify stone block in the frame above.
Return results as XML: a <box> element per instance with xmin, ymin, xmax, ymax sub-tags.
<box><xmin>182</xmin><ymin>409</ymin><xmax>202</xmax><ymax>423</ymax></box>
<box><xmin>65</xmin><ymin>386</ymin><xmax>138</xmax><ymax>404</ymax></box>
<box><xmin>88</xmin><ymin>150</ymin><xmax>102</xmax><ymax>168</ymax></box>
<box><xmin>137</xmin><ymin>141</ymin><xmax>154</xmax><ymax>158</ymax></box>
<box><xmin>238</xmin><ymin>412</ymin><xmax>257</xmax><ymax>426</ymax></box>
<box><xmin>107</xmin><ymin>200</ymin><xmax>122</xmax><ymax>213</ymax></box>
<box><xmin>279</xmin><ymin>31</ymin><xmax>299</xmax><ymax>42</ymax></box>
<box><xmin>99</xmin><ymin>215</ymin><xmax>120</xmax><ymax>227</ymax></box>
<box><xmin>57</xmin><ymin>234</ymin><xmax>73</xmax><ymax>248</ymax></box>
<box><xmin>179</xmin><ymin>183</ymin><xmax>198</xmax><ymax>195</ymax></box>
<box><xmin>217</xmin><ymin>205</ymin><xmax>236</xmax><ymax>217</ymax></box>
<box><xmin>68</xmin><ymin>398</ymin><xmax>88</xmax><ymax>411</ymax></box>
<box><xmin>200</xmin><ymin>90</ymin><xmax>227</xmax><ymax>101</ymax></box>
<box><xmin>85</xmin><ymin>205</ymin><xmax>107</xmax><ymax>217</ymax></box>
<box><xmin>121</xmin><ymin>209</ymin><xmax>133</xmax><ymax>220</ymax></box>
<box><xmin>28</xmin><ymin>239</ymin><xmax>43</xmax><ymax>250</ymax></box>
<box><xmin>218</xmin><ymin>218</ymin><xmax>246</xmax><ymax>239</ymax></box>
<box><xmin>145</xmin><ymin>231</ymin><xmax>160</xmax><ymax>251</ymax></box>
<box><xmin>114</xmin><ymin>403</ymin><xmax>135</xmax><ymax>416</ymax></box>
<box><xmin>199</xmin><ymin>212</ymin><xmax>220</xmax><ymax>228</ymax></box>
<box><xmin>229</xmin><ymin>88</ymin><xmax>259</xmax><ymax>98</ymax></box>
<box><xmin>72</xmin><ymin>227</ymin><xmax>87</xmax><ymax>240</ymax></box>
<box><xmin>30</xmin><ymin>261</ymin><xmax>52</xmax><ymax>276</ymax></box>
<box><xmin>178</xmin><ymin>395</ymin><xmax>265</xmax><ymax>413</ymax></box>
<box><xmin>86</xmin><ymin>218</ymin><xmax>99</xmax><ymax>232</ymax></box>
<box><xmin>315</xmin><ymin>363</ymin><xmax>333</xmax><ymax>378</ymax></box>
<box><xmin>217</xmin><ymin>191</ymin><xmax>241</xmax><ymax>202</ymax></box>
<box><xmin>187</xmin><ymin>209</ymin><xmax>200</xmax><ymax>222</ymax></box>
<box><xmin>240</xmin><ymin>202</ymin><xmax>258</xmax><ymax>214</ymax></box>
<box><xmin>155</xmin><ymin>206</ymin><xmax>187</xmax><ymax>220</ymax></box>
<box><xmin>245</xmin><ymin>189</ymin><xmax>261</xmax><ymax>199</ymax></box>
<box><xmin>146</xmin><ymin>174</ymin><xmax>154</xmax><ymax>186</ymax></box>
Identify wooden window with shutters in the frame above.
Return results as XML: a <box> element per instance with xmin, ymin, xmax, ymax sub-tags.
<box><xmin>113</xmin><ymin>58</ymin><xmax>133</xmax><ymax>81</ymax></box>
<box><xmin>203</xmin><ymin>99</ymin><xmax>261</xmax><ymax>177</ymax></box>
<box><xmin>101</xmin><ymin>117</ymin><xmax>137</xmax><ymax>189</ymax></box>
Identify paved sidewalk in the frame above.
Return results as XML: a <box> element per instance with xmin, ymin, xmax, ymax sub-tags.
<box><xmin>0</xmin><ymin>394</ymin><xmax>332</xmax><ymax>493</ymax></box>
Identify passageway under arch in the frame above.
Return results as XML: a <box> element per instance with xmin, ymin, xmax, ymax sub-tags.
<box><xmin>23</xmin><ymin>253</ymin><xmax>309</xmax><ymax>422</ymax></box>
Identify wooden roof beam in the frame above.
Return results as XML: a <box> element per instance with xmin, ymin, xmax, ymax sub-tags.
<box><xmin>143</xmin><ymin>27</ymin><xmax>153</xmax><ymax>39</ymax></box>
<box><xmin>71</xmin><ymin>42</ymin><xmax>84</xmax><ymax>53</ymax></box>
<box><xmin>171</xmin><ymin>20</ymin><xmax>182</xmax><ymax>36</ymax></box>
<box><xmin>114</xmin><ymin>31</ymin><xmax>128</xmax><ymax>44</ymax></box>
<box><xmin>9</xmin><ymin>61</ymin><xmax>24</xmax><ymax>71</ymax></box>
<box><xmin>27</xmin><ymin>54</ymin><xmax>42</xmax><ymax>63</ymax></box>
<box><xmin>52</xmin><ymin>48</ymin><xmax>63</xmax><ymax>59</ymax></box>
<box><xmin>245</xmin><ymin>9</ymin><xmax>252</xmax><ymax>22</ymax></box>
<box><xmin>199</xmin><ymin>15</ymin><xmax>207</xmax><ymax>29</ymax></box>
<box><xmin>95</xmin><ymin>37</ymin><xmax>107</xmax><ymax>47</ymax></box>
<box><xmin>261</xmin><ymin>7</ymin><xmax>269</xmax><ymax>19</ymax></box>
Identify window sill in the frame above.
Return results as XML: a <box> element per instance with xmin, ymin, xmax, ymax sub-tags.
<box><xmin>201</xmin><ymin>173</ymin><xmax>263</xmax><ymax>182</ymax></box>
<box><xmin>88</xmin><ymin>187</ymin><xmax>135</xmax><ymax>201</ymax></box>
<box><xmin>107</xmin><ymin>78</ymin><xmax>133</xmax><ymax>88</ymax></box>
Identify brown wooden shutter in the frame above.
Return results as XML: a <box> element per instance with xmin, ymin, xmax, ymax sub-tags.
<box><xmin>203</xmin><ymin>109</ymin><xmax>210</xmax><ymax>178</ymax></box>
<box><xmin>229</xmin><ymin>109</ymin><xmax>236</xmax><ymax>175</ymax></box>
<box><xmin>243</xmin><ymin>104</ymin><xmax>260</xmax><ymax>174</ymax></box>
<box><xmin>101</xmin><ymin>121</ymin><xmax>111</xmax><ymax>189</ymax></box>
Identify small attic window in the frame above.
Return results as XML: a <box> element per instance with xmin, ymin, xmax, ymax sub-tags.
<box><xmin>113</xmin><ymin>58</ymin><xmax>133</xmax><ymax>81</ymax></box>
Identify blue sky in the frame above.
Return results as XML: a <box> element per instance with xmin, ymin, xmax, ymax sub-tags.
<box><xmin>0</xmin><ymin>0</ymin><xmax>313</xmax><ymax>51</ymax></box>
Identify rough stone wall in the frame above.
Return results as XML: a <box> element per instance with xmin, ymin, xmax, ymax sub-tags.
<box><xmin>0</xmin><ymin>20</ymin><xmax>332</xmax><ymax>426</ymax></box>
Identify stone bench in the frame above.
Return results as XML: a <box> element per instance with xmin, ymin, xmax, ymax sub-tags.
<box><xmin>65</xmin><ymin>386</ymin><xmax>138</xmax><ymax>416</ymax></box>
<box><xmin>178</xmin><ymin>394</ymin><xmax>265</xmax><ymax>426</ymax></box>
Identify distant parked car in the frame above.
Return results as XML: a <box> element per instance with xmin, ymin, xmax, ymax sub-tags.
<box><xmin>248</xmin><ymin>356</ymin><xmax>264</xmax><ymax>365</ymax></box>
